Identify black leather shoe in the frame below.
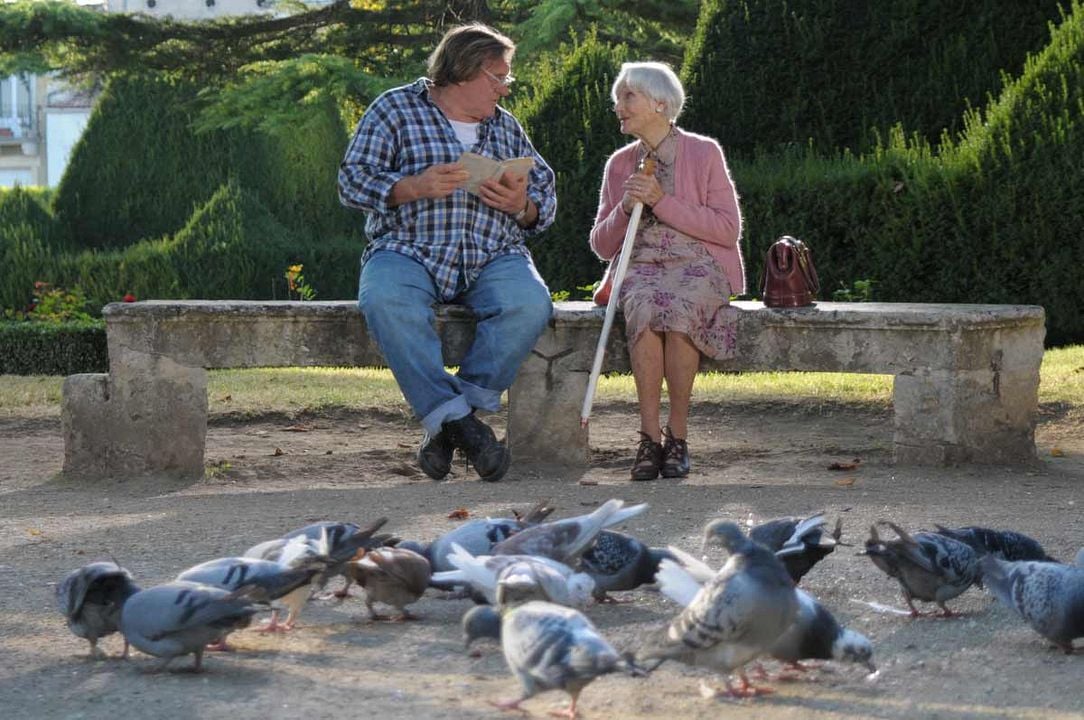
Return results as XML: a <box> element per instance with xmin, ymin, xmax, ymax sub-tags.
<box><xmin>418</xmin><ymin>427</ymin><xmax>456</xmax><ymax>480</ymax></box>
<box><xmin>661</xmin><ymin>426</ymin><xmax>690</xmax><ymax>478</ymax></box>
<box><xmin>630</xmin><ymin>432</ymin><xmax>663</xmax><ymax>481</ymax></box>
<box><xmin>448</xmin><ymin>413</ymin><xmax>510</xmax><ymax>482</ymax></box>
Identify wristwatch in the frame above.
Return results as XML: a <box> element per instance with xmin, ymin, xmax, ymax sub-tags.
<box><xmin>513</xmin><ymin>199</ymin><xmax>531</xmax><ymax>222</ymax></box>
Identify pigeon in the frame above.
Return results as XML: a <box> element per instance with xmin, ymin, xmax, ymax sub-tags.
<box><xmin>981</xmin><ymin>552</ymin><xmax>1084</xmax><ymax>653</ymax></box>
<box><xmin>655</xmin><ymin>547</ymin><xmax>875</xmax><ymax>675</ymax></box>
<box><xmin>748</xmin><ymin>512</ymin><xmax>843</xmax><ymax>584</ymax></box>
<box><xmin>492</xmin><ymin>599</ymin><xmax>645</xmax><ymax>719</ymax></box>
<box><xmin>491</xmin><ymin>499</ymin><xmax>649</xmax><ymax>565</ymax></box>
<box><xmin>56</xmin><ymin>561</ymin><xmax>141</xmax><ymax>659</ymax></box>
<box><xmin>579</xmin><ymin>530</ymin><xmax>674</xmax><ymax>603</ymax></box>
<box><xmin>119</xmin><ymin>581</ymin><xmax>263</xmax><ymax>671</ymax></box>
<box><xmin>862</xmin><ymin>521</ymin><xmax>980</xmax><ymax>617</ymax></box>
<box><xmin>638</xmin><ymin>520</ymin><xmax>799</xmax><ymax>698</ymax></box>
<box><xmin>178</xmin><ymin>536</ymin><xmax>323</xmax><ymax>638</ymax></box>
<box><xmin>431</xmin><ymin>543</ymin><xmax>594</xmax><ymax>608</ymax></box>
<box><xmin>246</xmin><ymin>517</ymin><xmax>390</xmax><ymax>599</ymax></box>
<box><xmin>768</xmin><ymin>589</ymin><xmax>876</xmax><ymax>673</ymax></box>
<box><xmin>933</xmin><ymin>525</ymin><xmax>1057</xmax><ymax>563</ymax></box>
<box><xmin>346</xmin><ymin>547</ymin><xmax>432</xmax><ymax>621</ymax></box>
<box><xmin>462</xmin><ymin>605</ymin><xmax>502</xmax><ymax>655</ymax></box>
<box><xmin>405</xmin><ymin>500</ymin><xmax>556</xmax><ymax>575</ymax></box>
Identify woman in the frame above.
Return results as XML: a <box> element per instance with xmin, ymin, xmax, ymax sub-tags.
<box><xmin>589</xmin><ymin>62</ymin><xmax>744</xmax><ymax>481</ymax></box>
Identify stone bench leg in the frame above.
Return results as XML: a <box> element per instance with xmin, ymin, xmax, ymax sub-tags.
<box><xmin>62</xmin><ymin>352</ymin><xmax>208</xmax><ymax>478</ymax></box>
<box><xmin>892</xmin><ymin>363</ymin><xmax>1039</xmax><ymax>465</ymax></box>
<box><xmin>507</xmin><ymin>330</ymin><xmax>591</xmax><ymax>466</ymax></box>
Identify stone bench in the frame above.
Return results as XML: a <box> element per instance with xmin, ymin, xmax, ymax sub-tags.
<box><xmin>62</xmin><ymin>300</ymin><xmax>1045</xmax><ymax>478</ymax></box>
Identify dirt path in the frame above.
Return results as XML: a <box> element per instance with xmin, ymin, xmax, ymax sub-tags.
<box><xmin>0</xmin><ymin>400</ymin><xmax>1081</xmax><ymax>719</ymax></box>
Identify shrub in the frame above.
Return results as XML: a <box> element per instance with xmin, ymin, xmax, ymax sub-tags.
<box><xmin>51</xmin><ymin>74</ymin><xmax>358</xmax><ymax>251</ymax></box>
<box><xmin>515</xmin><ymin>33</ymin><xmax>629</xmax><ymax>293</ymax></box>
<box><xmin>0</xmin><ymin>320</ymin><xmax>107</xmax><ymax>375</ymax></box>
<box><xmin>681</xmin><ymin>0</ymin><xmax>1065</xmax><ymax>158</ymax></box>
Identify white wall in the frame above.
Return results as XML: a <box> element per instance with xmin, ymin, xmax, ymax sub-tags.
<box><xmin>45</xmin><ymin>111</ymin><xmax>91</xmax><ymax>188</ymax></box>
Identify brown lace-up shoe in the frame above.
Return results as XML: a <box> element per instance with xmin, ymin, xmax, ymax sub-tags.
<box><xmin>630</xmin><ymin>431</ymin><xmax>663</xmax><ymax>481</ymax></box>
<box><xmin>660</xmin><ymin>425</ymin><xmax>690</xmax><ymax>478</ymax></box>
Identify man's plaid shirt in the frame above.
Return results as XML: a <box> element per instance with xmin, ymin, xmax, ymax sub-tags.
<box><xmin>338</xmin><ymin>79</ymin><xmax>557</xmax><ymax>301</ymax></box>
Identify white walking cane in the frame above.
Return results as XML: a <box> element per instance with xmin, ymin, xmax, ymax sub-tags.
<box><xmin>580</xmin><ymin>156</ymin><xmax>657</xmax><ymax>428</ymax></box>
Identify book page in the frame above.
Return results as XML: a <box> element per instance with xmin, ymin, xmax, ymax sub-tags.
<box><xmin>458</xmin><ymin>152</ymin><xmax>535</xmax><ymax>195</ymax></box>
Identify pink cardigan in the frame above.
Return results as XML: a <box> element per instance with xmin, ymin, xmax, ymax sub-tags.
<box><xmin>588</xmin><ymin>127</ymin><xmax>745</xmax><ymax>295</ymax></box>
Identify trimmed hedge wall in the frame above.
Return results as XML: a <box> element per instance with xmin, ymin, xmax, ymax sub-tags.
<box><xmin>0</xmin><ymin>320</ymin><xmax>107</xmax><ymax>375</ymax></box>
<box><xmin>735</xmin><ymin>0</ymin><xmax>1084</xmax><ymax>346</ymax></box>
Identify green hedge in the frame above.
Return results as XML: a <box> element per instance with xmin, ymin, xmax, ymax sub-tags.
<box><xmin>515</xmin><ymin>34</ymin><xmax>629</xmax><ymax>293</ymax></box>
<box><xmin>0</xmin><ymin>320</ymin><xmax>107</xmax><ymax>375</ymax></box>
<box><xmin>51</xmin><ymin>74</ymin><xmax>359</xmax><ymax>251</ymax></box>
<box><xmin>681</xmin><ymin>0</ymin><xmax>1065</xmax><ymax>158</ymax></box>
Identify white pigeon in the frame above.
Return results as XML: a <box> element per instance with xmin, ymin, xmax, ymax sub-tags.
<box><xmin>981</xmin><ymin>551</ymin><xmax>1084</xmax><ymax>653</ymax></box>
<box><xmin>431</xmin><ymin>542</ymin><xmax>594</xmax><ymax>608</ymax></box>
<box><xmin>638</xmin><ymin>521</ymin><xmax>799</xmax><ymax>698</ymax></box>
<box><xmin>56</xmin><ymin>561</ymin><xmax>141</xmax><ymax>659</ymax></box>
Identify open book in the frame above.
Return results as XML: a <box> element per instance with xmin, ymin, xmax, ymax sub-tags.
<box><xmin>458</xmin><ymin>151</ymin><xmax>535</xmax><ymax>195</ymax></box>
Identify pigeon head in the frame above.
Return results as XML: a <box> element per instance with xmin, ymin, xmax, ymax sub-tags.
<box><xmin>833</xmin><ymin>628</ymin><xmax>876</xmax><ymax>673</ymax></box>
<box><xmin>567</xmin><ymin>573</ymin><xmax>597</xmax><ymax>609</ymax></box>
<box><xmin>702</xmin><ymin>520</ymin><xmax>749</xmax><ymax>555</ymax></box>
<box><xmin>462</xmin><ymin>605</ymin><xmax>501</xmax><ymax>652</ymax></box>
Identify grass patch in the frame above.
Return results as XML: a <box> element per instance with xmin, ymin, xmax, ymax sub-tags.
<box><xmin>1</xmin><ymin>345</ymin><xmax>1080</xmax><ymax>418</ymax></box>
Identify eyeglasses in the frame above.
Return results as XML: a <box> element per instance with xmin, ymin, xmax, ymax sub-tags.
<box><xmin>481</xmin><ymin>68</ymin><xmax>516</xmax><ymax>88</ymax></box>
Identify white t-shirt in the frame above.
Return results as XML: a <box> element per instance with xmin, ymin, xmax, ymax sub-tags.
<box><xmin>448</xmin><ymin>119</ymin><xmax>480</xmax><ymax>148</ymax></box>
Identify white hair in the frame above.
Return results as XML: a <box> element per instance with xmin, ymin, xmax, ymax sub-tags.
<box><xmin>612</xmin><ymin>61</ymin><xmax>685</xmax><ymax>122</ymax></box>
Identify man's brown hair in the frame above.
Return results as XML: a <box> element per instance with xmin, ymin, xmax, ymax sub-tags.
<box><xmin>427</xmin><ymin>23</ymin><xmax>515</xmax><ymax>86</ymax></box>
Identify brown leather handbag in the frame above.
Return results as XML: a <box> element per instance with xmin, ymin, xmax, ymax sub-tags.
<box><xmin>761</xmin><ymin>235</ymin><xmax>820</xmax><ymax>308</ymax></box>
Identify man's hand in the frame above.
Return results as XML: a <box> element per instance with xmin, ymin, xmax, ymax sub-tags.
<box><xmin>390</xmin><ymin>163</ymin><xmax>469</xmax><ymax>206</ymax></box>
<box><xmin>478</xmin><ymin>171</ymin><xmax>528</xmax><ymax>216</ymax></box>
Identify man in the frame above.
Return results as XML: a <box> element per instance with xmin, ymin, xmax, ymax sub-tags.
<box><xmin>338</xmin><ymin>24</ymin><xmax>557</xmax><ymax>482</ymax></box>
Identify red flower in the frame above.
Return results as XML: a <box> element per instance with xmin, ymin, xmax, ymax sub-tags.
<box><xmin>122</xmin><ymin>293</ymin><xmax>137</xmax><ymax>303</ymax></box>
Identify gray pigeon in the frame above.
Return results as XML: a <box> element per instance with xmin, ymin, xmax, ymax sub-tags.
<box><xmin>655</xmin><ymin>548</ymin><xmax>875</xmax><ymax>674</ymax></box>
<box><xmin>769</xmin><ymin>589</ymin><xmax>876</xmax><ymax>673</ymax></box>
<box><xmin>431</xmin><ymin>543</ymin><xmax>595</xmax><ymax>608</ymax></box>
<box><xmin>119</xmin><ymin>581</ymin><xmax>263</xmax><ymax>671</ymax></box>
<box><xmin>579</xmin><ymin>530</ymin><xmax>674</xmax><ymax>603</ymax></box>
<box><xmin>862</xmin><ymin>521</ymin><xmax>980</xmax><ymax>617</ymax></box>
<box><xmin>749</xmin><ymin>512</ymin><xmax>844</xmax><ymax>584</ymax></box>
<box><xmin>346</xmin><ymin>546</ymin><xmax>432</xmax><ymax>621</ymax></box>
<box><xmin>491</xmin><ymin>499</ymin><xmax>648</xmax><ymax>565</ymax></box>
<box><xmin>406</xmin><ymin>500</ymin><xmax>556</xmax><ymax>575</ymax></box>
<box><xmin>638</xmin><ymin>521</ymin><xmax>799</xmax><ymax>698</ymax></box>
<box><xmin>933</xmin><ymin>525</ymin><xmax>1057</xmax><ymax>563</ymax></box>
<box><xmin>247</xmin><ymin>517</ymin><xmax>390</xmax><ymax>599</ymax></box>
<box><xmin>178</xmin><ymin>538</ymin><xmax>323</xmax><ymax>639</ymax></box>
<box><xmin>981</xmin><ymin>552</ymin><xmax>1084</xmax><ymax>653</ymax></box>
<box><xmin>462</xmin><ymin>605</ymin><xmax>502</xmax><ymax>655</ymax></box>
<box><xmin>56</xmin><ymin>561</ymin><xmax>141</xmax><ymax>659</ymax></box>
<box><xmin>492</xmin><ymin>599</ymin><xmax>645</xmax><ymax>719</ymax></box>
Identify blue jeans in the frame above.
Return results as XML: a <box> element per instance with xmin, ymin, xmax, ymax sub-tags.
<box><xmin>358</xmin><ymin>250</ymin><xmax>553</xmax><ymax>435</ymax></box>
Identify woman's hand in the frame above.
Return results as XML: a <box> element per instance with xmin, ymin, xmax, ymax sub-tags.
<box><xmin>621</xmin><ymin>171</ymin><xmax>663</xmax><ymax>212</ymax></box>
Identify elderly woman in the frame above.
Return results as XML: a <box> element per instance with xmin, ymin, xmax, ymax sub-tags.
<box><xmin>589</xmin><ymin>62</ymin><xmax>744</xmax><ymax>481</ymax></box>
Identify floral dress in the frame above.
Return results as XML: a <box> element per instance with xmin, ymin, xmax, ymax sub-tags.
<box><xmin>618</xmin><ymin>131</ymin><xmax>739</xmax><ymax>360</ymax></box>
